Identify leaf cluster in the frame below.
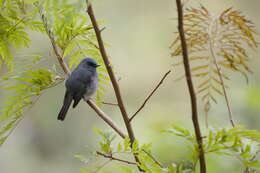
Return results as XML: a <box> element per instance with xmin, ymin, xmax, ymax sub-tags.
<box><xmin>37</xmin><ymin>0</ymin><xmax>110</xmax><ymax>105</ymax></box>
<box><xmin>0</xmin><ymin>56</ymin><xmax>62</xmax><ymax>146</ymax></box>
<box><xmin>0</xmin><ymin>0</ymin><xmax>46</xmax><ymax>70</ymax></box>
<box><xmin>76</xmin><ymin>128</ymin><xmax>194</xmax><ymax>173</ymax></box>
<box><xmin>165</xmin><ymin>125</ymin><xmax>260</xmax><ymax>172</ymax></box>
<box><xmin>170</xmin><ymin>6</ymin><xmax>259</xmax><ymax>112</ymax></box>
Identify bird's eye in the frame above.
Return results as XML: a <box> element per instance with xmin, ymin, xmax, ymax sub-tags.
<box><xmin>88</xmin><ymin>62</ymin><xmax>96</xmax><ymax>67</ymax></box>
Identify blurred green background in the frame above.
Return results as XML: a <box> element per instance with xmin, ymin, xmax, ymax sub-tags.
<box><xmin>0</xmin><ymin>0</ymin><xmax>260</xmax><ymax>172</ymax></box>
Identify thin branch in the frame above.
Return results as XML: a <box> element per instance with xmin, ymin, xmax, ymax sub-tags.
<box><xmin>129</xmin><ymin>70</ymin><xmax>171</xmax><ymax>122</ymax></box>
<box><xmin>102</xmin><ymin>101</ymin><xmax>118</xmax><ymax>106</ymax></box>
<box><xmin>39</xmin><ymin>7</ymin><xmax>70</xmax><ymax>75</ymax></box>
<box><xmin>38</xmin><ymin>6</ymin><xmax>126</xmax><ymax>139</ymax></box>
<box><xmin>87</xmin><ymin>4</ymin><xmax>142</xmax><ymax>170</ymax></box>
<box><xmin>86</xmin><ymin>99</ymin><xmax>126</xmax><ymax>138</ymax></box>
<box><xmin>96</xmin><ymin>151</ymin><xmax>137</xmax><ymax>165</ymax></box>
<box><xmin>175</xmin><ymin>0</ymin><xmax>207</xmax><ymax>173</ymax></box>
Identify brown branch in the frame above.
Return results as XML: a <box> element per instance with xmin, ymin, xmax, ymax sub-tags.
<box><xmin>129</xmin><ymin>70</ymin><xmax>171</xmax><ymax>122</ymax></box>
<box><xmin>175</xmin><ymin>0</ymin><xmax>207</xmax><ymax>173</ymax></box>
<box><xmin>102</xmin><ymin>101</ymin><xmax>118</xmax><ymax>106</ymax></box>
<box><xmin>87</xmin><ymin>4</ymin><xmax>142</xmax><ymax>170</ymax></box>
<box><xmin>39</xmin><ymin>7</ymin><xmax>70</xmax><ymax>75</ymax></box>
<box><xmin>39</xmin><ymin>7</ymin><xmax>126</xmax><ymax>140</ymax></box>
<box><xmin>86</xmin><ymin>100</ymin><xmax>126</xmax><ymax>138</ymax></box>
<box><xmin>96</xmin><ymin>151</ymin><xmax>137</xmax><ymax>165</ymax></box>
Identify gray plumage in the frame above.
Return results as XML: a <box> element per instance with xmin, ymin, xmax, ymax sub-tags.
<box><xmin>58</xmin><ymin>58</ymin><xmax>100</xmax><ymax>121</ymax></box>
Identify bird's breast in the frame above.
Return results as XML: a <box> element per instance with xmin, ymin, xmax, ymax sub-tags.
<box><xmin>84</xmin><ymin>73</ymin><xmax>98</xmax><ymax>100</ymax></box>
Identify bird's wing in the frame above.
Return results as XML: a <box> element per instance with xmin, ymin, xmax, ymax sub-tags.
<box><xmin>65</xmin><ymin>67</ymin><xmax>93</xmax><ymax>108</ymax></box>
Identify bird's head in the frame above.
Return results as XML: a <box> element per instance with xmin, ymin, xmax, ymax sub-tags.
<box><xmin>80</xmin><ymin>58</ymin><xmax>100</xmax><ymax>69</ymax></box>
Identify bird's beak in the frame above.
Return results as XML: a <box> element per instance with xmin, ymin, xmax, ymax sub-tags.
<box><xmin>95</xmin><ymin>64</ymin><xmax>101</xmax><ymax>68</ymax></box>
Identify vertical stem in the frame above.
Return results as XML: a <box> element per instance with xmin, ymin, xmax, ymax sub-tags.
<box><xmin>175</xmin><ymin>0</ymin><xmax>207</xmax><ymax>173</ymax></box>
<box><xmin>86</xmin><ymin>4</ymin><xmax>142</xmax><ymax>170</ymax></box>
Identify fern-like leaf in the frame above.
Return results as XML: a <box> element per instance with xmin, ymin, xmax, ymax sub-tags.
<box><xmin>170</xmin><ymin>6</ymin><xmax>258</xmax><ymax>114</ymax></box>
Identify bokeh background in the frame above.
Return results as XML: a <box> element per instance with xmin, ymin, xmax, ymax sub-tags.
<box><xmin>1</xmin><ymin>0</ymin><xmax>260</xmax><ymax>172</ymax></box>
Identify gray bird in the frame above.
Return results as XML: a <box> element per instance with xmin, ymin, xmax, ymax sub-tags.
<box><xmin>58</xmin><ymin>58</ymin><xmax>100</xmax><ymax>121</ymax></box>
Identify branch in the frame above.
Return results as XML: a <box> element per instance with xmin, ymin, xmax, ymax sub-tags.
<box><xmin>86</xmin><ymin>100</ymin><xmax>126</xmax><ymax>138</ymax></box>
<box><xmin>175</xmin><ymin>0</ymin><xmax>207</xmax><ymax>173</ymax></box>
<box><xmin>102</xmin><ymin>101</ymin><xmax>118</xmax><ymax>106</ymax></box>
<box><xmin>39</xmin><ymin>6</ymin><xmax>126</xmax><ymax>139</ymax></box>
<box><xmin>87</xmin><ymin>4</ymin><xmax>134</xmax><ymax>142</ymax></box>
<box><xmin>129</xmin><ymin>70</ymin><xmax>171</xmax><ymax>122</ymax></box>
<box><xmin>87</xmin><ymin>4</ymin><xmax>142</xmax><ymax>170</ymax></box>
<box><xmin>96</xmin><ymin>151</ymin><xmax>137</xmax><ymax>165</ymax></box>
<box><xmin>39</xmin><ymin>7</ymin><xmax>70</xmax><ymax>75</ymax></box>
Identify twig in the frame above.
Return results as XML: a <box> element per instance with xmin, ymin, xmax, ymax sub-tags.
<box><xmin>175</xmin><ymin>0</ymin><xmax>207</xmax><ymax>173</ymax></box>
<box><xmin>96</xmin><ymin>151</ymin><xmax>137</xmax><ymax>165</ymax></box>
<box><xmin>102</xmin><ymin>101</ymin><xmax>118</xmax><ymax>106</ymax></box>
<box><xmin>38</xmin><ymin>6</ymin><xmax>126</xmax><ymax>140</ymax></box>
<box><xmin>87</xmin><ymin>4</ymin><xmax>142</xmax><ymax>170</ymax></box>
<box><xmin>100</xmin><ymin>27</ymin><xmax>106</xmax><ymax>32</ymax></box>
<box><xmin>129</xmin><ymin>70</ymin><xmax>171</xmax><ymax>122</ymax></box>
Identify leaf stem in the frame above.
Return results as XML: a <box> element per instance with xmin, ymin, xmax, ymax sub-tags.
<box><xmin>208</xmin><ymin>18</ymin><xmax>235</xmax><ymax>127</ymax></box>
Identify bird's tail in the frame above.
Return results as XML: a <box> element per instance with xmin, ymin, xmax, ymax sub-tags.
<box><xmin>58</xmin><ymin>91</ymin><xmax>73</xmax><ymax>121</ymax></box>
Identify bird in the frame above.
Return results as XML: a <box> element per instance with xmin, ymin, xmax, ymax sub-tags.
<box><xmin>58</xmin><ymin>58</ymin><xmax>100</xmax><ymax>121</ymax></box>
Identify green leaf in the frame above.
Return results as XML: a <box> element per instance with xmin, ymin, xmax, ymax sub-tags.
<box><xmin>113</xmin><ymin>164</ymin><xmax>135</xmax><ymax>173</ymax></box>
<box><xmin>132</xmin><ymin>140</ymin><xmax>139</xmax><ymax>154</ymax></box>
<box><xmin>167</xmin><ymin>164</ymin><xmax>177</xmax><ymax>173</ymax></box>
<box><xmin>244</xmin><ymin>160</ymin><xmax>260</xmax><ymax>168</ymax></box>
<box><xmin>117</xmin><ymin>143</ymin><xmax>122</xmax><ymax>152</ymax></box>
<box><xmin>123</xmin><ymin>136</ymin><xmax>131</xmax><ymax>152</ymax></box>
<box><xmin>74</xmin><ymin>154</ymin><xmax>89</xmax><ymax>163</ymax></box>
<box><xmin>80</xmin><ymin>168</ymin><xmax>93</xmax><ymax>173</ymax></box>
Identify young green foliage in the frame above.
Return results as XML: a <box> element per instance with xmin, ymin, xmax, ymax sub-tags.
<box><xmin>0</xmin><ymin>0</ymin><xmax>111</xmax><ymax>147</ymax></box>
<box><xmin>0</xmin><ymin>64</ymin><xmax>61</xmax><ymax>146</ymax></box>
<box><xmin>170</xmin><ymin>6</ymin><xmax>259</xmax><ymax>114</ymax></box>
<box><xmin>165</xmin><ymin>125</ymin><xmax>260</xmax><ymax>172</ymax></box>
<box><xmin>0</xmin><ymin>0</ymin><xmax>46</xmax><ymax>70</ymax></box>
<box><xmin>76</xmin><ymin>128</ymin><xmax>191</xmax><ymax>173</ymax></box>
<box><xmin>37</xmin><ymin>0</ymin><xmax>110</xmax><ymax>106</ymax></box>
